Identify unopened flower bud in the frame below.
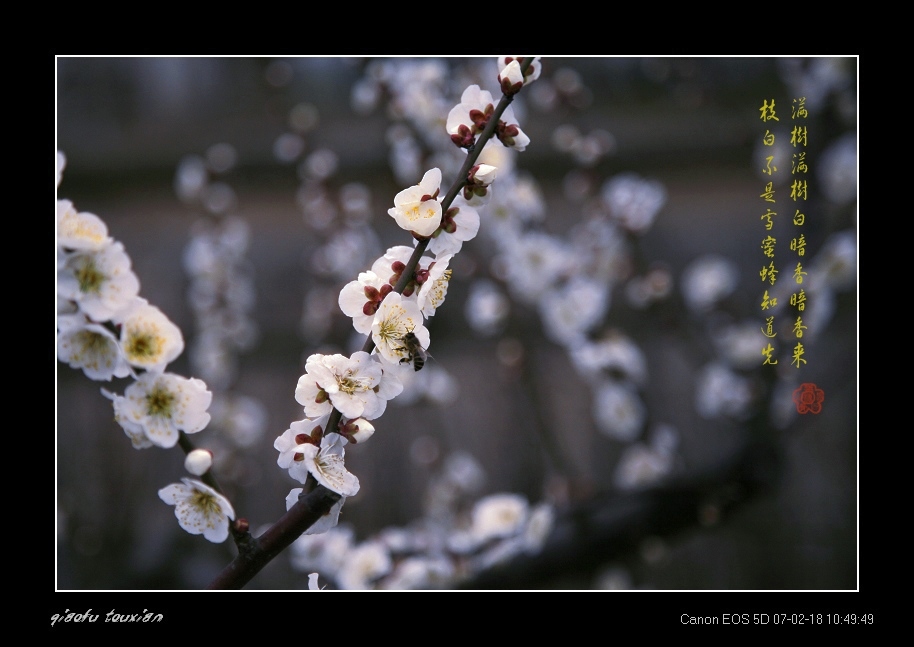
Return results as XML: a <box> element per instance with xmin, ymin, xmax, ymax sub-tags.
<box><xmin>185</xmin><ymin>449</ymin><xmax>213</xmax><ymax>475</ymax></box>
<box><xmin>340</xmin><ymin>417</ymin><xmax>375</xmax><ymax>444</ymax></box>
<box><xmin>498</xmin><ymin>60</ymin><xmax>525</xmax><ymax>96</ymax></box>
<box><xmin>470</xmin><ymin>164</ymin><xmax>498</xmax><ymax>187</ymax></box>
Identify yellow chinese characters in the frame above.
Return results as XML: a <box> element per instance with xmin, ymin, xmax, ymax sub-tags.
<box><xmin>790</xmin><ymin>179</ymin><xmax>808</xmax><ymax>201</ymax></box>
<box><xmin>791</xmin><ymin>97</ymin><xmax>808</xmax><ymax>119</ymax></box>
<box><xmin>760</xmin><ymin>99</ymin><xmax>779</xmax><ymax>122</ymax></box>
<box><xmin>760</xmin><ymin>261</ymin><xmax>778</xmax><ymax>285</ymax></box>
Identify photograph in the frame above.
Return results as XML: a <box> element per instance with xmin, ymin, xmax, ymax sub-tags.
<box><xmin>55</xmin><ymin>56</ymin><xmax>859</xmax><ymax>594</ymax></box>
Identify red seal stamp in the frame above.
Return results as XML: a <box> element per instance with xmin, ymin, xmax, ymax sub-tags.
<box><xmin>793</xmin><ymin>383</ymin><xmax>824</xmax><ymax>414</ymax></box>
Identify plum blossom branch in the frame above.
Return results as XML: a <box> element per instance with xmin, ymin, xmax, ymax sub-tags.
<box><xmin>210</xmin><ymin>57</ymin><xmax>538</xmax><ymax>590</ymax></box>
<box><xmin>362</xmin><ymin>56</ymin><xmax>535</xmax><ymax>355</ymax></box>
<box><xmin>208</xmin><ymin>484</ymin><xmax>342</xmax><ymax>589</ymax></box>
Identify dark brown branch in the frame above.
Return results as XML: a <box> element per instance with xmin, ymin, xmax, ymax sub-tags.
<box><xmin>208</xmin><ymin>484</ymin><xmax>342</xmax><ymax>590</ymax></box>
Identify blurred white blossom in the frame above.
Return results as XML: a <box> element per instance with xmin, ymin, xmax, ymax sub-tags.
<box><xmin>681</xmin><ymin>255</ymin><xmax>739</xmax><ymax>313</ymax></box>
<box><xmin>601</xmin><ymin>173</ymin><xmax>666</xmax><ymax>235</ymax></box>
<box><xmin>695</xmin><ymin>362</ymin><xmax>753</xmax><ymax>420</ymax></box>
<box><xmin>593</xmin><ymin>381</ymin><xmax>646</xmax><ymax>441</ymax></box>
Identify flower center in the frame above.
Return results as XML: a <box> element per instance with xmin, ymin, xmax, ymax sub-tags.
<box><xmin>124</xmin><ymin>326</ymin><xmax>164</xmax><ymax>362</ymax></box>
<box><xmin>74</xmin><ymin>257</ymin><xmax>105</xmax><ymax>295</ymax></box>
<box><xmin>75</xmin><ymin>328</ymin><xmax>109</xmax><ymax>355</ymax></box>
<box><xmin>337</xmin><ymin>370</ymin><xmax>371</xmax><ymax>395</ymax></box>
<box><xmin>378</xmin><ymin>312</ymin><xmax>406</xmax><ymax>343</ymax></box>
<box><xmin>190</xmin><ymin>489</ymin><xmax>223</xmax><ymax>516</ymax></box>
<box><xmin>145</xmin><ymin>384</ymin><xmax>176</xmax><ymax>417</ymax></box>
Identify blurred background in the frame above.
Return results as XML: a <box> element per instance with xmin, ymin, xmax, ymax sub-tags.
<box><xmin>56</xmin><ymin>56</ymin><xmax>858</xmax><ymax>590</ymax></box>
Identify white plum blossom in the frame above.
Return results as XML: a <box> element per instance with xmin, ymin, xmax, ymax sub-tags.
<box><xmin>285</xmin><ymin>487</ymin><xmax>347</xmax><ymax>535</ymax></box>
<box><xmin>446</xmin><ymin>83</ymin><xmax>530</xmax><ymax>151</ymax></box>
<box><xmin>446</xmin><ymin>85</ymin><xmax>496</xmax><ymax>149</ymax></box>
<box><xmin>496</xmin><ymin>231</ymin><xmax>575</xmax><ymax>304</ymax></box>
<box><xmin>101</xmin><ymin>387</ymin><xmax>153</xmax><ymax>449</ymax></box>
<box><xmin>568</xmin><ymin>331</ymin><xmax>648</xmax><ymax>387</ymax></box>
<box><xmin>495</xmin><ymin>103</ymin><xmax>531</xmax><ymax>151</ymax></box>
<box><xmin>387</xmin><ymin>167</ymin><xmax>443</xmax><ymax>237</ymax></box>
<box><xmin>158</xmin><ymin>478</ymin><xmax>235</xmax><ymax>543</ymax></box>
<box><xmin>680</xmin><ymin>255</ymin><xmax>740</xmax><ymax>313</ymax></box>
<box><xmin>338</xmin><ymin>270</ymin><xmax>392</xmax><ymax>334</ymax></box>
<box><xmin>465</xmin><ymin>278</ymin><xmax>510</xmax><ymax>337</ymax></box>
<box><xmin>474</xmin><ymin>164</ymin><xmax>499</xmax><ymax>185</ymax></box>
<box><xmin>338</xmin><ymin>417</ymin><xmax>375</xmax><ymax>444</ymax></box>
<box><xmin>715</xmin><ymin>322</ymin><xmax>766</xmax><ymax>371</ymax></box>
<box><xmin>538</xmin><ymin>276</ymin><xmax>611</xmax><ymax>347</ymax></box>
<box><xmin>57</xmin><ymin>241</ymin><xmax>141</xmax><ymax>322</ymax></box>
<box><xmin>380</xmin><ymin>555</ymin><xmax>456</xmax><ymax>590</ymax></box>
<box><xmin>295</xmin><ymin>352</ymin><xmax>402</xmax><ymax>420</ymax></box>
<box><xmin>593</xmin><ymin>381</ymin><xmax>646</xmax><ymax>441</ymax></box>
<box><xmin>114</xmin><ymin>299</ymin><xmax>185</xmax><ymax>374</ymax></box>
<box><xmin>298</xmin><ymin>433</ymin><xmax>360</xmax><ymax>497</ymax></box>
<box><xmin>614</xmin><ymin>443</ymin><xmax>674</xmax><ymax>490</ymax></box>
<box><xmin>370</xmin><ymin>245</ymin><xmax>413</xmax><ymax>283</ymax></box>
<box><xmin>427</xmin><ymin>198</ymin><xmax>480</xmax><ymax>256</ymax></box>
<box><xmin>336</xmin><ymin>540</ymin><xmax>393</xmax><ymax>590</ymax></box>
<box><xmin>275</xmin><ymin>414</ymin><xmax>332</xmax><ymax>483</ymax></box>
<box><xmin>695</xmin><ymin>362</ymin><xmax>753</xmax><ymax>420</ymax></box>
<box><xmin>497</xmin><ymin>59</ymin><xmax>526</xmax><ymax>90</ymax></box>
<box><xmin>370</xmin><ymin>245</ymin><xmax>441</xmax><ymax>299</ymax></box>
<box><xmin>625</xmin><ymin>266</ymin><xmax>673</xmax><ymax>309</ymax></box>
<box><xmin>56</xmin><ymin>317</ymin><xmax>132</xmax><ymax>381</ymax></box>
<box><xmin>370</xmin><ymin>292</ymin><xmax>430</xmax><ymax>367</ymax></box>
<box><xmin>290</xmin><ymin>524</ymin><xmax>355</xmax><ymax>575</ymax></box>
<box><xmin>416</xmin><ymin>253</ymin><xmax>453</xmax><ymax>317</ymax></box>
<box><xmin>370</xmin><ymin>58</ymin><xmax>451</xmax><ymax>136</ymax></box>
<box><xmin>460</xmin><ymin>163</ymin><xmax>498</xmax><ymax>207</ymax></box>
<box><xmin>112</xmin><ymin>372</ymin><xmax>212</xmax><ymax>448</ymax></box>
<box><xmin>477</xmin><ymin>139</ymin><xmax>518</xmax><ymax>184</ymax></box>
<box><xmin>470</xmin><ymin>493</ymin><xmax>530</xmax><ymax>543</ymax></box>
<box><xmin>496</xmin><ymin>56</ymin><xmax>543</xmax><ymax>94</ymax></box>
<box><xmin>601</xmin><ymin>173</ymin><xmax>667</xmax><ymax>235</ymax></box>
<box><xmin>568</xmin><ymin>216</ymin><xmax>631</xmax><ymax>285</ymax></box>
<box><xmin>57</xmin><ymin>200</ymin><xmax>112</xmax><ymax>252</ymax></box>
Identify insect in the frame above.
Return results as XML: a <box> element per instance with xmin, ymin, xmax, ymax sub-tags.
<box><xmin>397</xmin><ymin>329</ymin><xmax>429</xmax><ymax>371</ymax></box>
